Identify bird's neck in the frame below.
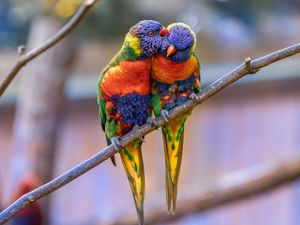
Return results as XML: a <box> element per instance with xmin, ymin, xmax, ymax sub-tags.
<box><xmin>120</xmin><ymin>34</ymin><xmax>143</xmax><ymax>60</ymax></box>
<box><xmin>152</xmin><ymin>53</ymin><xmax>197</xmax><ymax>84</ymax></box>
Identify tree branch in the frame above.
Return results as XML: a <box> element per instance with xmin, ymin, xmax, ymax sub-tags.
<box><xmin>111</xmin><ymin>156</ymin><xmax>300</xmax><ymax>225</ymax></box>
<box><xmin>0</xmin><ymin>43</ymin><xmax>299</xmax><ymax>224</ymax></box>
<box><xmin>0</xmin><ymin>0</ymin><xmax>98</xmax><ymax>97</ymax></box>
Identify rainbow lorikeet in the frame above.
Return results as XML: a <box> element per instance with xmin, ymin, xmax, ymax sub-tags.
<box><xmin>151</xmin><ymin>23</ymin><xmax>201</xmax><ymax>214</ymax></box>
<box><xmin>97</xmin><ymin>20</ymin><xmax>168</xmax><ymax>225</ymax></box>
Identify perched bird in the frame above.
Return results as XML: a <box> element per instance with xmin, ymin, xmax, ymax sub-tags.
<box><xmin>97</xmin><ymin>20</ymin><xmax>168</xmax><ymax>225</ymax></box>
<box><xmin>151</xmin><ymin>23</ymin><xmax>201</xmax><ymax>214</ymax></box>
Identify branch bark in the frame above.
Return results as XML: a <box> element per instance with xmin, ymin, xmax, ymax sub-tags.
<box><xmin>111</xmin><ymin>156</ymin><xmax>300</xmax><ymax>225</ymax></box>
<box><xmin>0</xmin><ymin>43</ymin><xmax>299</xmax><ymax>225</ymax></box>
<box><xmin>0</xmin><ymin>0</ymin><xmax>97</xmax><ymax>97</ymax></box>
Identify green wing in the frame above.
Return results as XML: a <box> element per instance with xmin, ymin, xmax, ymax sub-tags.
<box><xmin>97</xmin><ymin>64</ymin><xmax>119</xmax><ymax>166</ymax></box>
<box><xmin>97</xmin><ymin>51</ymin><xmax>125</xmax><ymax>131</ymax></box>
<box><xmin>97</xmin><ymin>65</ymin><xmax>110</xmax><ymax>132</ymax></box>
<box><xmin>192</xmin><ymin>53</ymin><xmax>202</xmax><ymax>92</ymax></box>
<box><xmin>97</xmin><ymin>37</ymin><xmax>141</xmax><ymax>167</ymax></box>
<box><xmin>97</xmin><ymin>41</ymin><xmax>139</xmax><ymax>132</ymax></box>
<box><xmin>151</xmin><ymin>91</ymin><xmax>162</xmax><ymax>118</ymax></box>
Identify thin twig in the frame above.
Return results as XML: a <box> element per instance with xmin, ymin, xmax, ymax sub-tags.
<box><xmin>111</xmin><ymin>156</ymin><xmax>300</xmax><ymax>225</ymax></box>
<box><xmin>0</xmin><ymin>43</ymin><xmax>299</xmax><ymax>224</ymax></box>
<box><xmin>0</xmin><ymin>0</ymin><xmax>98</xmax><ymax>97</ymax></box>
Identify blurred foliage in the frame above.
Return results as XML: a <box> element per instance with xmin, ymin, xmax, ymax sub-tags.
<box><xmin>0</xmin><ymin>0</ymin><xmax>159</xmax><ymax>47</ymax></box>
<box><xmin>207</xmin><ymin>0</ymin><xmax>256</xmax><ymax>27</ymax></box>
<box><xmin>207</xmin><ymin>0</ymin><xmax>300</xmax><ymax>27</ymax></box>
<box><xmin>77</xmin><ymin>0</ymin><xmax>142</xmax><ymax>40</ymax></box>
<box><xmin>43</xmin><ymin>0</ymin><xmax>81</xmax><ymax>18</ymax></box>
<box><xmin>1</xmin><ymin>0</ymin><xmax>300</xmax><ymax>49</ymax></box>
<box><xmin>0</xmin><ymin>1</ymin><xmax>32</xmax><ymax>48</ymax></box>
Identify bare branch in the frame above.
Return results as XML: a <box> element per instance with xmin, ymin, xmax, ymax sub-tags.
<box><xmin>0</xmin><ymin>0</ymin><xmax>98</xmax><ymax>97</ymax></box>
<box><xmin>111</xmin><ymin>156</ymin><xmax>300</xmax><ymax>225</ymax></box>
<box><xmin>0</xmin><ymin>43</ymin><xmax>299</xmax><ymax>224</ymax></box>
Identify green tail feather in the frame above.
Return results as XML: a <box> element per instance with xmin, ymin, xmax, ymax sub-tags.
<box><xmin>165</xmin><ymin>167</ymin><xmax>178</xmax><ymax>214</ymax></box>
<box><xmin>135</xmin><ymin>203</ymin><xmax>144</xmax><ymax>225</ymax></box>
<box><xmin>162</xmin><ymin>123</ymin><xmax>185</xmax><ymax>214</ymax></box>
<box><xmin>120</xmin><ymin>141</ymin><xmax>145</xmax><ymax>225</ymax></box>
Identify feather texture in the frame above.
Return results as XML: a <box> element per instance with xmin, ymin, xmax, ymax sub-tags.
<box><xmin>97</xmin><ymin>20</ymin><xmax>166</xmax><ymax>225</ymax></box>
<box><xmin>162</xmin><ymin>115</ymin><xmax>187</xmax><ymax>213</ymax></box>
<box><xmin>120</xmin><ymin>141</ymin><xmax>145</xmax><ymax>225</ymax></box>
<box><xmin>151</xmin><ymin>22</ymin><xmax>201</xmax><ymax>213</ymax></box>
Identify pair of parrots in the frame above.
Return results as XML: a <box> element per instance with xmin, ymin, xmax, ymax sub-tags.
<box><xmin>97</xmin><ymin>20</ymin><xmax>201</xmax><ymax>225</ymax></box>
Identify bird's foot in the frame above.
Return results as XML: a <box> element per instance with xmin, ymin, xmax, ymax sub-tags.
<box><xmin>160</xmin><ymin>109</ymin><xmax>170</xmax><ymax>122</ymax></box>
<box><xmin>132</xmin><ymin>124</ymin><xmax>140</xmax><ymax>132</ymax></box>
<box><xmin>111</xmin><ymin>136</ymin><xmax>121</xmax><ymax>151</ymax></box>
<box><xmin>146</xmin><ymin>116</ymin><xmax>159</xmax><ymax>128</ymax></box>
<box><xmin>139</xmin><ymin>136</ymin><xmax>146</xmax><ymax>143</ymax></box>
<box><xmin>131</xmin><ymin>125</ymin><xmax>144</xmax><ymax>142</ymax></box>
<box><xmin>189</xmin><ymin>92</ymin><xmax>200</xmax><ymax>101</ymax></box>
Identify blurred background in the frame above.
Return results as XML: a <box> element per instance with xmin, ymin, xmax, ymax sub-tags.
<box><xmin>0</xmin><ymin>0</ymin><xmax>300</xmax><ymax>224</ymax></box>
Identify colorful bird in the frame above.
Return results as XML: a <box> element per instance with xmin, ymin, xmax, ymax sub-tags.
<box><xmin>151</xmin><ymin>22</ymin><xmax>201</xmax><ymax>214</ymax></box>
<box><xmin>97</xmin><ymin>20</ymin><xmax>168</xmax><ymax>225</ymax></box>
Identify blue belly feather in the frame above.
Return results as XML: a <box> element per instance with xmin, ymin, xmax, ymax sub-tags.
<box><xmin>111</xmin><ymin>92</ymin><xmax>151</xmax><ymax>127</ymax></box>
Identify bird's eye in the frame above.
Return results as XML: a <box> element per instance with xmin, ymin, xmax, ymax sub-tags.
<box><xmin>148</xmin><ymin>31</ymin><xmax>154</xmax><ymax>36</ymax></box>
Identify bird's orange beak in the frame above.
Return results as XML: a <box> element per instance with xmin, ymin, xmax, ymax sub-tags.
<box><xmin>166</xmin><ymin>45</ymin><xmax>177</xmax><ymax>57</ymax></box>
<box><xmin>160</xmin><ymin>27</ymin><xmax>169</xmax><ymax>36</ymax></box>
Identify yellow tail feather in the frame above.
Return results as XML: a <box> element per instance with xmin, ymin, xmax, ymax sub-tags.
<box><xmin>120</xmin><ymin>141</ymin><xmax>145</xmax><ymax>225</ymax></box>
<box><xmin>162</xmin><ymin>115</ymin><xmax>186</xmax><ymax>214</ymax></box>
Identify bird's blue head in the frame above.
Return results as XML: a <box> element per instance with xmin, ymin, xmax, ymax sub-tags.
<box><xmin>128</xmin><ymin>20</ymin><xmax>169</xmax><ymax>58</ymax></box>
<box><xmin>161</xmin><ymin>23</ymin><xmax>196</xmax><ymax>62</ymax></box>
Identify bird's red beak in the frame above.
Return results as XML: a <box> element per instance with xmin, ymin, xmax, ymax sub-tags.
<box><xmin>166</xmin><ymin>45</ymin><xmax>177</xmax><ymax>57</ymax></box>
<box><xmin>160</xmin><ymin>27</ymin><xmax>169</xmax><ymax>36</ymax></box>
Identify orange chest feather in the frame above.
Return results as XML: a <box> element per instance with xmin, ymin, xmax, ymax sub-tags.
<box><xmin>101</xmin><ymin>59</ymin><xmax>152</xmax><ymax>98</ymax></box>
<box><xmin>152</xmin><ymin>54</ymin><xmax>197</xmax><ymax>84</ymax></box>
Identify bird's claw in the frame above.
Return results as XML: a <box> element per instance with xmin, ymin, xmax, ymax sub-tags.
<box><xmin>132</xmin><ymin>125</ymin><xmax>145</xmax><ymax>142</ymax></box>
<box><xmin>189</xmin><ymin>92</ymin><xmax>200</xmax><ymax>101</ymax></box>
<box><xmin>111</xmin><ymin>136</ymin><xmax>121</xmax><ymax>151</ymax></box>
<box><xmin>161</xmin><ymin>110</ymin><xmax>170</xmax><ymax>122</ymax></box>
<box><xmin>147</xmin><ymin>117</ymin><xmax>159</xmax><ymax>128</ymax></box>
<box><xmin>132</xmin><ymin>124</ymin><xmax>140</xmax><ymax>132</ymax></box>
<box><xmin>140</xmin><ymin>136</ymin><xmax>146</xmax><ymax>143</ymax></box>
